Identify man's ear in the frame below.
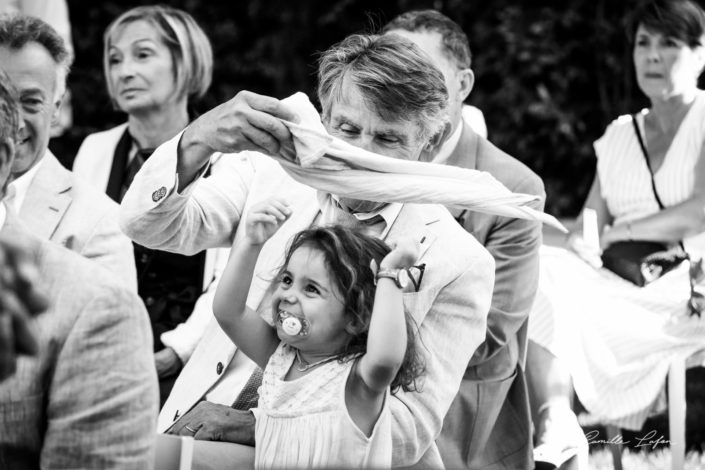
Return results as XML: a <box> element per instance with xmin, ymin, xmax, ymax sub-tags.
<box><xmin>457</xmin><ymin>68</ymin><xmax>475</xmax><ymax>102</ymax></box>
<box><xmin>0</xmin><ymin>137</ymin><xmax>15</xmax><ymax>198</ymax></box>
<box><xmin>420</xmin><ymin>121</ymin><xmax>452</xmax><ymax>162</ymax></box>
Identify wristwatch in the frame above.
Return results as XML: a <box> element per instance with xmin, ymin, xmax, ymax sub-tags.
<box><xmin>376</xmin><ymin>268</ymin><xmax>410</xmax><ymax>289</ymax></box>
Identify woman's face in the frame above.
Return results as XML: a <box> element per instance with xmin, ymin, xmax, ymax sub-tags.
<box><xmin>633</xmin><ymin>24</ymin><xmax>704</xmax><ymax>100</ymax></box>
<box><xmin>107</xmin><ymin>20</ymin><xmax>181</xmax><ymax>115</ymax></box>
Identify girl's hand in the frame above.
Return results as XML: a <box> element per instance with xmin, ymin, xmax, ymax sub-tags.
<box><xmin>381</xmin><ymin>236</ymin><xmax>419</xmax><ymax>270</ymax></box>
<box><xmin>245</xmin><ymin>197</ymin><xmax>291</xmax><ymax>245</ymax></box>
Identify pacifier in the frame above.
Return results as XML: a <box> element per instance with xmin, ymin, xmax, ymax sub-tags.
<box><xmin>276</xmin><ymin>310</ymin><xmax>310</xmax><ymax>336</ymax></box>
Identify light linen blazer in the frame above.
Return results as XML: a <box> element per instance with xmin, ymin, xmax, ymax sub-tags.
<box><xmin>74</xmin><ymin>125</ymin><xmax>226</xmax><ymax>362</ymax></box>
<box><xmin>437</xmin><ymin>123</ymin><xmax>545</xmax><ymax>470</ymax></box>
<box><xmin>0</xmin><ymin>209</ymin><xmax>158</xmax><ymax>469</ymax></box>
<box><xmin>120</xmin><ymin>132</ymin><xmax>495</xmax><ymax>468</ymax></box>
<box><xmin>20</xmin><ymin>151</ymin><xmax>136</xmax><ymax>290</ymax></box>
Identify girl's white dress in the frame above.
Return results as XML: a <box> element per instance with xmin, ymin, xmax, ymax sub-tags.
<box><xmin>252</xmin><ymin>343</ymin><xmax>392</xmax><ymax>469</ymax></box>
<box><xmin>529</xmin><ymin>91</ymin><xmax>705</xmax><ymax>429</ymax></box>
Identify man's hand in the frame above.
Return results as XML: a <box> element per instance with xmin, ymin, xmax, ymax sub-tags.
<box><xmin>177</xmin><ymin>91</ymin><xmax>299</xmax><ymax>189</ymax></box>
<box><xmin>154</xmin><ymin>347</ymin><xmax>182</xmax><ymax>378</ymax></box>
<box><xmin>167</xmin><ymin>401</ymin><xmax>256</xmax><ymax>446</ymax></box>
<box><xmin>0</xmin><ymin>236</ymin><xmax>48</xmax><ymax>382</ymax></box>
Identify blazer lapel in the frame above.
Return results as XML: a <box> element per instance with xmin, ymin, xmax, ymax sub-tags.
<box><xmin>19</xmin><ymin>153</ymin><xmax>72</xmax><ymax>241</ymax></box>
<box><xmin>386</xmin><ymin>204</ymin><xmax>436</xmax><ymax>260</ymax></box>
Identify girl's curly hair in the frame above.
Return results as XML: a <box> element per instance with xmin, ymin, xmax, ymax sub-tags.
<box><xmin>279</xmin><ymin>225</ymin><xmax>425</xmax><ymax>393</ymax></box>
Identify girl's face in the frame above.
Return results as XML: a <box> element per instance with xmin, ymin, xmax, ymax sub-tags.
<box><xmin>271</xmin><ymin>245</ymin><xmax>351</xmax><ymax>354</ymax></box>
<box><xmin>107</xmin><ymin>20</ymin><xmax>181</xmax><ymax>115</ymax></box>
<box><xmin>633</xmin><ymin>24</ymin><xmax>704</xmax><ymax>100</ymax></box>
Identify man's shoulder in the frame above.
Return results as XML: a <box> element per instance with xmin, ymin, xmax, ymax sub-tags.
<box><xmin>37</xmin><ymin>235</ymin><xmax>137</xmax><ymax>303</ymax></box>
<box><xmin>474</xmin><ymin>138</ymin><xmax>544</xmax><ymax>197</ymax></box>
<box><xmin>400</xmin><ymin>204</ymin><xmax>492</xmax><ymax>267</ymax></box>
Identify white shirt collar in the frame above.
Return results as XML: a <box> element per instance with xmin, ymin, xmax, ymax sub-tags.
<box><xmin>7</xmin><ymin>153</ymin><xmax>44</xmax><ymax>214</ymax></box>
<box><xmin>317</xmin><ymin>192</ymin><xmax>403</xmax><ymax>238</ymax></box>
<box><xmin>432</xmin><ymin>122</ymin><xmax>463</xmax><ymax>165</ymax></box>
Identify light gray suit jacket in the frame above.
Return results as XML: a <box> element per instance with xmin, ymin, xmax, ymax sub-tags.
<box><xmin>437</xmin><ymin>123</ymin><xmax>545</xmax><ymax>469</ymax></box>
<box><xmin>0</xmin><ymin>208</ymin><xmax>158</xmax><ymax>469</ymax></box>
<box><xmin>120</xmin><ymin>132</ymin><xmax>495</xmax><ymax>468</ymax></box>
<box><xmin>19</xmin><ymin>151</ymin><xmax>136</xmax><ymax>290</ymax></box>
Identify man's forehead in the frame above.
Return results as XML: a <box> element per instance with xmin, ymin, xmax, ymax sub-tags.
<box><xmin>0</xmin><ymin>43</ymin><xmax>58</xmax><ymax>94</ymax></box>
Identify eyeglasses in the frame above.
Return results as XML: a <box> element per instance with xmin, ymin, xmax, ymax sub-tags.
<box><xmin>688</xmin><ymin>256</ymin><xmax>705</xmax><ymax>317</ymax></box>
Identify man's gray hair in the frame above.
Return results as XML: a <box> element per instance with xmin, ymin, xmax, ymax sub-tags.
<box><xmin>382</xmin><ymin>9</ymin><xmax>472</xmax><ymax>70</ymax></box>
<box><xmin>0</xmin><ymin>14</ymin><xmax>72</xmax><ymax>72</ymax></box>
<box><xmin>0</xmin><ymin>69</ymin><xmax>19</xmax><ymax>145</ymax></box>
<box><xmin>317</xmin><ymin>33</ymin><xmax>449</xmax><ymax>140</ymax></box>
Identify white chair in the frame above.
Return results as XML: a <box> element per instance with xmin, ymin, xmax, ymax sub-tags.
<box><xmin>605</xmin><ymin>357</ymin><xmax>686</xmax><ymax>470</ymax></box>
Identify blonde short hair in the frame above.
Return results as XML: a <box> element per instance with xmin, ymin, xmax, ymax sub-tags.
<box><xmin>103</xmin><ymin>5</ymin><xmax>213</xmax><ymax>103</ymax></box>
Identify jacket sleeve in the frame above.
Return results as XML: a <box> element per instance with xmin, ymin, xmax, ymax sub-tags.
<box><xmin>41</xmin><ymin>281</ymin><xmax>158</xmax><ymax>469</ymax></box>
<box><xmin>467</xmin><ymin>173</ymin><xmax>545</xmax><ymax>371</ymax></box>
<box><xmin>389</xmin><ymin>243</ymin><xmax>495</xmax><ymax>466</ymax></box>
<box><xmin>119</xmin><ymin>131</ymin><xmax>255</xmax><ymax>255</ymax></box>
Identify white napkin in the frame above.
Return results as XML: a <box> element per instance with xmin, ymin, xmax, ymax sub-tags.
<box><xmin>271</xmin><ymin>92</ymin><xmax>566</xmax><ymax>232</ymax></box>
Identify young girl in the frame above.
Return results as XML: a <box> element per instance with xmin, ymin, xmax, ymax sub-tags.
<box><xmin>213</xmin><ymin>197</ymin><xmax>424</xmax><ymax>469</ymax></box>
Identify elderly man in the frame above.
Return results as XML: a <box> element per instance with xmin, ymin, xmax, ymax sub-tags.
<box><xmin>383</xmin><ymin>10</ymin><xmax>545</xmax><ymax>470</ymax></box>
<box><xmin>0</xmin><ymin>69</ymin><xmax>158</xmax><ymax>468</ymax></box>
<box><xmin>0</xmin><ymin>15</ymin><xmax>135</xmax><ymax>288</ymax></box>
<box><xmin>120</xmin><ymin>33</ymin><xmax>494</xmax><ymax>468</ymax></box>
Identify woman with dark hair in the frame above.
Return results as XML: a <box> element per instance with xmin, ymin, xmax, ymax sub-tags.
<box><xmin>529</xmin><ymin>0</ymin><xmax>705</xmax><ymax>467</ymax></box>
<box><xmin>72</xmin><ymin>5</ymin><xmax>221</xmax><ymax>404</ymax></box>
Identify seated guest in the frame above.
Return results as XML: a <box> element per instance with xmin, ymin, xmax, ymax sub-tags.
<box><xmin>119</xmin><ymin>33</ymin><xmax>495</xmax><ymax>468</ymax></box>
<box><xmin>0</xmin><ymin>68</ymin><xmax>158</xmax><ymax>469</ymax></box>
<box><xmin>0</xmin><ymin>14</ymin><xmax>135</xmax><ymax>289</ymax></box>
<box><xmin>0</xmin><ymin>79</ymin><xmax>47</xmax><ymax>385</ymax></box>
<box><xmin>383</xmin><ymin>10</ymin><xmax>544</xmax><ymax>469</ymax></box>
<box><xmin>72</xmin><ymin>5</ymin><xmax>219</xmax><ymax>404</ymax></box>
<box><xmin>528</xmin><ymin>0</ymin><xmax>705</xmax><ymax>466</ymax></box>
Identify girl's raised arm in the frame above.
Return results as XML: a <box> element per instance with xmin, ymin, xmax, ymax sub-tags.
<box><xmin>356</xmin><ymin>237</ymin><xmax>419</xmax><ymax>393</ymax></box>
<box><xmin>213</xmin><ymin>197</ymin><xmax>291</xmax><ymax>369</ymax></box>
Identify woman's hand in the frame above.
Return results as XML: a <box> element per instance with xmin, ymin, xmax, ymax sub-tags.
<box><xmin>600</xmin><ymin>222</ymin><xmax>630</xmax><ymax>250</ymax></box>
<box><xmin>244</xmin><ymin>197</ymin><xmax>291</xmax><ymax>245</ymax></box>
<box><xmin>380</xmin><ymin>236</ymin><xmax>419</xmax><ymax>270</ymax></box>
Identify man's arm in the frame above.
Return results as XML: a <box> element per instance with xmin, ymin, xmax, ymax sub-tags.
<box><xmin>120</xmin><ymin>91</ymin><xmax>297</xmax><ymax>255</ymax></box>
<box><xmin>41</xmin><ymin>282</ymin><xmax>158</xmax><ymax>469</ymax></box>
<box><xmin>468</xmin><ymin>174</ymin><xmax>544</xmax><ymax>367</ymax></box>
<box><xmin>390</xmin><ymin>247</ymin><xmax>495</xmax><ymax>465</ymax></box>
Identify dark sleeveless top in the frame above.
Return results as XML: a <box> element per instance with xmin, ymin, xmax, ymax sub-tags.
<box><xmin>109</xmin><ymin>129</ymin><xmax>206</xmax><ymax>351</ymax></box>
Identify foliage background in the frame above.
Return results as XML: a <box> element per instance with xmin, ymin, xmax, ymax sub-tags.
<box><xmin>54</xmin><ymin>0</ymin><xmax>684</xmax><ymax>216</ymax></box>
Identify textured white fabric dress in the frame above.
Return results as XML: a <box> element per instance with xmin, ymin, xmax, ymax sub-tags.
<box><xmin>252</xmin><ymin>343</ymin><xmax>392</xmax><ymax>469</ymax></box>
<box><xmin>529</xmin><ymin>91</ymin><xmax>705</xmax><ymax>429</ymax></box>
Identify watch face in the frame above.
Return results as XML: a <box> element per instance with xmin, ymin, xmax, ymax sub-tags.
<box><xmin>397</xmin><ymin>269</ymin><xmax>410</xmax><ymax>289</ymax></box>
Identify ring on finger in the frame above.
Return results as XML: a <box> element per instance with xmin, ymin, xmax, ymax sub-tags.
<box><xmin>184</xmin><ymin>425</ymin><xmax>197</xmax><ymax>434</ymax></box>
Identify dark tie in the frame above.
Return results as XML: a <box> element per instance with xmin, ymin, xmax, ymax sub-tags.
<box><xmin>120</xmin><ymin>148</ymin><xmax>155</xmax><ymax>201</ymax></box>
<box><xmin>231</xmin><ymin>367</ymin><xmax>264</xmax><ymax>410</ymax></box>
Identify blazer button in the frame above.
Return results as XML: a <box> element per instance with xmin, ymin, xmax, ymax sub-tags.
<box><xmin>145</xmin><ymin>297</ymin><xmax>155</xmax><ymax>307</ymax></box>
<box><xmin>216</xmin><ymin>362</ymin><xmax>224</xmax><ymax>375</ymax></box>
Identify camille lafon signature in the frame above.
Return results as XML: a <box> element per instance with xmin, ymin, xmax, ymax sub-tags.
<box><xmin>585</xmin><ymin>430</ymin><xmax>671</xmax><ymax>450</ymax></box>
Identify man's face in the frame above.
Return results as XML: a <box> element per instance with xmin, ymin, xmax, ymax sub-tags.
<box><xmin>324</xmin><ymin>83</ymin><xmax>428</xmax><ymax>212</ymax></box>
<box><xmin>387</xmin><ymin>29</ymin><xmax>465</xmax><ymax>130</ymax></box>
<box><xmin>0</xmin><ymin>43</ymin><xmax>60</xmax><ymax>176</ymax></box>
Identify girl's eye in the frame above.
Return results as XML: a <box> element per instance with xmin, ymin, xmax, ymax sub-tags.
<box><xmin>280</xmin><ymin>274</ymin><xmax>292</xmax><ymax>286</ymax></box>
<box><xmin>305</xmin><ymin>284</ymin><xmax>320</xmax><ymax>294</ymax></box>
<box><xmin>108</xmin><ymin>55</ymin><xmax>121</xmax><ymax>65</ymax></box>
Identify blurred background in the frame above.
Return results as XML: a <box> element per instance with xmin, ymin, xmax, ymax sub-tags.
<box><xmin>55</xmin><ymin>0</ymin><xmax>667</xmax><ymax>218</ymax></box>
